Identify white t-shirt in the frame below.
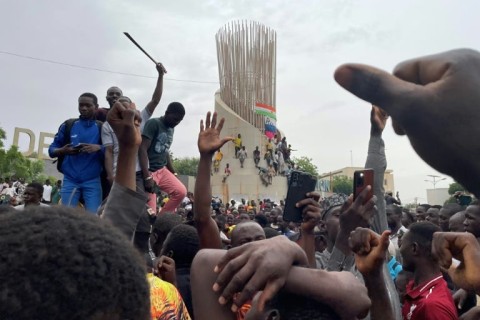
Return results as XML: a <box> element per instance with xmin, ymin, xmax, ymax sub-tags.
<box><xmin>43</xmin><ymin>185</ymin><xmax>53</xmax><ymax>202</ymax></box>
<box><xmin>15</xmin><ymin>203</ymin><xmax>50</xmax><ymax>210</ymax></box>
<box><xmin>101</xmin><ymin>107</ymin><xmax>152</xmax><ymax>175</ymax></box>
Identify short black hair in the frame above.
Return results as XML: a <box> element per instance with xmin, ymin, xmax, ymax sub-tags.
<box><xmin>387</xmin><ymin>204</ymin><xmax>402</xmax><ymax>216</ymax></box>
<box><xmin>162</xmin><ymin>224</ymin><xmax>199</xmax><ymax>268</ymax></box>
<box><xmin>152</xmin><ymin>213</ymin><xmax>183</xmax><ymax>240</ymax></box>
<box><xmin>79</xmin><ymin>92</ymin><xmax>98</xmax><ymax>105</ymax></box>
<box><xmin>418</xmin><ymin>204</ymin><xmax>431</xmax><ymax>210</ymax></box>
<box><xmin>166</xmin><ymin>102</ymin><xmax>185</xmax><ymax>115</ymax></box>
<box><xmin>254</xmin><ymin>214</ymin><xmax>268</xmax><ymax>228</ymax></box>
<box><xmin>27</xmin><ymin>182</ymin><xmax>44</xmax><ymax>196</ymax></box>
<box><xmin>441</xmin><ymin>203</ymin><xmax>463</xmax><ymax>217</ymax></box>
<box><xmin>0</xmin><ymin>206</ymin><xmax>150</xmax><ymax>319</ymax></box>
<box><xmin>408</xmin><ymin>222</ymin><xmax>441</xmax><ymax>255</ymax></box>
<box><xmin>263</xmin><ymin>227</ymin><xmax>280</xmax><ymax>238</ymax></box>
<box><xmin>266</xmin><ymin>290</ymin><xmax>340</xmax><ymax>319</ymax></box>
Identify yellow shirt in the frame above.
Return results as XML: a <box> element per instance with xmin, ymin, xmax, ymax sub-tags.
<box><xmin>147</xmin><ymin>273</ymin><xmax>191</xmax><ymax>320</ymax></box>
<box><xmin>215</xmin><ymin>151</ymin><xmax>223</xmax><ymax>161</ymax></box>
<box><xmin>234</xmin><ymin>138</ymin><xmax>242</xmax><ymax>148</ymax></box>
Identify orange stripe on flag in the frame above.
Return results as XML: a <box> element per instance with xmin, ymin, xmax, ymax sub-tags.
<box><xmin>255</xmin><ymin>102</ymin><xmax>276</xmax><ymax>112</ymax></box>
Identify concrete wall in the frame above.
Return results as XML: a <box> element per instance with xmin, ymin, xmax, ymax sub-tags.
<box><xmin>426</xmin><ymin>188</ymin><xmax>450</xmax><ymax>205</ymax></box>
<box><xmin>212</xmin><ymin>91</ymin><xmax>288</xmax><ymax>203</ymax></box>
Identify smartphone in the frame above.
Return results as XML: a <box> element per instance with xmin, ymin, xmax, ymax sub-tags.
<box><xmin>353</xmin><ymin>169</ymin><xmax>374</xmax><ymax>204</ymax></box>
<box><xmin>72</xmin><ymin>143</ymin><xmax>84</xmax><ymax>150</ymax></box>
<box><xmin>283</xmin><ymin>171</ymin><xmax>317</xmax><ymax>222</ymax></box>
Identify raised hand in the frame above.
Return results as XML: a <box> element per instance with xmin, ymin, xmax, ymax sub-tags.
<box><xmin>432</xmin><ymin>232</ymin><xmax>480</xmax><ymax>294</ymax></box>
<box><xmin>349</xmin><ymin>227</ymin><xmax>390</xmax><ymax>275</ymax></box>
<box><xmin>156</xmin><ymin>62</ymin><xmax>167</xmax><ymax>75</ymax></box>
<box><xmin>213</xmin><ymin>236</ymin><xmax>307</xmax><ymax>313</ymax></box>
<box><xmin>370</xmin><ymin>105</ymin><xmax>388</xmax><ymax>136</ymax></box>
<box><xmin>296</xmin><ymin>192</ymin><xmax>322</xmax><ymax>233</ymax></box>
<box><xmin>334</xmin><ymin>49</ymin><xmax>480</xmax><ymax>197</ymax></box>
<box><xmin>198</xmin><ymin>112</ymin><xmax>233</xmax><ymax>156</ymax></box>
<box><xmin>107</xmin><ymin>97</ymin><xmax>141</xmax><ymax>148</ymax></box>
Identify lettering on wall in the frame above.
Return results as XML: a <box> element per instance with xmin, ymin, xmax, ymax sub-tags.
<box><xmin>12</xmin><ymin>127</ymin><xmax>55</xmax><ymax>160</ymax></box>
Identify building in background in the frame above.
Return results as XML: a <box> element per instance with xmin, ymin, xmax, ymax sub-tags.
<box><xmin>318</xmin><ymin>166</ymin><xmax>395</xmax><ymax>196</ymax></box>
<box><xmin>426</xmin><ymin>188</ymin><xmax>450</xmax><ymax>205</ymax></box>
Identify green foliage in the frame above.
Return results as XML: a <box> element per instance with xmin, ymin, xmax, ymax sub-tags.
<box><xmin>448</xmin><ymin>182</ymin><xmax>465</xmax><ymax>195</ymax></box>
<box><xmin>332</xmin><ymin>175</ymin><xmax>353</xmax><ymax>195</ymax></box>
<box><xmin>292</xmin><ymin>156</ymin><xmax>318</xmax><ymax>177</ymax></box>
<box><xmin>172</xmin><ymin>156</ymin><xmax>199</xmax><ymax>176</ymax></box>
<box><xmin>0</xmin><ymin>145</ymin><xmax>44</xmax><ymax>181</ymax></box>
<box><xmin>0</xmin><ymin>129</ymin><xmax>44</xmax><ymax>182</ymax></box>
<box><xmin>0</xmin><ymin>128</ymin><xmax>6</xmax><ymax>149</ymax></box>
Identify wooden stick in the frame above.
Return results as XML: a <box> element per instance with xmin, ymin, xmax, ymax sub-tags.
<box><xmin>123</xmin><ymin>32</ymin><xmax>157</xmax><ymax>65</ymax></box>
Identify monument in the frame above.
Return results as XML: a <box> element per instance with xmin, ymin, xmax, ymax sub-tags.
<box><xmin>211</xmin><ymin>21</ymin><xmax>287</xmax><ymax>203</ymax></box>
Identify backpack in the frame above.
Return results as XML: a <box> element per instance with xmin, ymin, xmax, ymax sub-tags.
<box><xmin>55</xmin><ymin>118</ymin><xmax>103</xmax><ymax>173</ymax></box>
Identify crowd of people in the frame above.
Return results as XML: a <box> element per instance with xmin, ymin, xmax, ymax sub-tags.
<box><xmin>2</xmin><ymin>49</ymin><xmax>480</xmax><ymax>320</ymax></box>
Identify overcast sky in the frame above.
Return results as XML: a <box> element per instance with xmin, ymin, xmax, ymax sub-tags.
<box><xmin>2</xmin><ymin>0</ymin><xmax>477</xmax><ymax>203</ymax></box>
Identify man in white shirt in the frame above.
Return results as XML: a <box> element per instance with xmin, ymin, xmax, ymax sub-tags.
<box><xmin>42</xmin><ymin>179</ymin><xmax>53</xmax><ymax>204</ymax></box>
<box><xmin>102</xmin><ymin>63</ymin><xmax>166</xmax><ymax>186</ymax></box>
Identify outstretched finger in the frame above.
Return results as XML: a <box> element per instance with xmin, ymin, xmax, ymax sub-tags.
<box><xmin>354</xmin><ymin>185</ymin><xmax>372</xmax><ymax>208</ymax></box>
<box><xmin>220</xmin><ymin>137</ymin><xmax>235</xmax><ymax>148</ymax></box>
<box><xmin>217</xmin><ymin>116</ymin><xmax>225</xmax><ymax>132</ymax></box>
<box><xmin>256</xmin><ymin>278</ymin><xmax>285</xmax><ymax>313</ymax></box>
<box><xmin>219</xmin><ymin>262</ymin><xmax>256</xmax><ymax>308</ymax></box>
<box><xmin>200</xmin><ymin>119</ymin><xmax>204</xmax><ymax>132</ymax></box>
<box><xmin>211</xmin><ymin>111</ymin><xmax>218</xmax><ymax>129</ymax></box>
<box><xmin>214</xmin><ymin>254</ymin><xmax>249</xmax><ymax>292</ymax></box>
<box><xmin>334</xmin><ymin>63</ymin><xmax>424</xmax><ymax>119</ymax></box>
<box><xmin>205</xmin><ymin>111</ymin><xmax>211</xmax><ymax>129</ymax></box>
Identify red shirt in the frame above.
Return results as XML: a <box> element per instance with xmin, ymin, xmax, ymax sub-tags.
<box><xmin>402</xmin><ymin>275</ymin><xmax>457</xmax><ymax>320</ymax></box>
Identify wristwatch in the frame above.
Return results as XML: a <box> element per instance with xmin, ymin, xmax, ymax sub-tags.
<box><xmin>144</xmin><ymin>176</ymin><xmax>153</xmax><ymax>181</ymax></box>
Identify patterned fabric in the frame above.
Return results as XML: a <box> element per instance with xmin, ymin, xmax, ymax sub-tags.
<box><xmin>321</xmin><ymin>193</ymin><xmax>348</xmax><ymax>219</ymax></box>
<box><xmin>147</xmin><ymin>273</ymin><xmax>191</xmax><ymax>320</ymax></box>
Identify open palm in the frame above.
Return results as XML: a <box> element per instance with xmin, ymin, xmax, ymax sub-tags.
<box><xmin>198</xmin><ymin>112</ymin><xmax>233</xmax><ymax>155</ymax></box>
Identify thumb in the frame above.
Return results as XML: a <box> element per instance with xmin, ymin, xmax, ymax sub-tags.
<box><xmin>379</xmin><ymin>230</ymin><xmax>392</xmax><ymax>251</ymax></box>
<box><xmin>334</xmin><ymin>64</ymin><xmax>424</xmax><ymax>119</ymax></box>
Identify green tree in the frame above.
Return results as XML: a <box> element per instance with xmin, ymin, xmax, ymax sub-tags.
<box><xmin>0</xmin><ymin>132</ymin><xmax>44</xmax><ymax>182</ymax></box>
<box><xmin>292</xmin><ymin>156</ymin><xmax>318</xmax><ymax>177</ymax></box>
<box><xmin>172</xmin><ymin>156</ymin><xmax>199</xmax><ymax>176</ymax></box>
<box><xmin>448</xmin><ymin>182</ymin><xmax>465</xmax><ymax>195</ymax></box>
<box><xmin>332</xmin><ymin>175</ymin><xmax>353</xmax><ymax>195</ymax></box>
<box><xmin>0</xmin><ymin>128</ymin><xmax>6</xmax><ymax>149</ymax></box>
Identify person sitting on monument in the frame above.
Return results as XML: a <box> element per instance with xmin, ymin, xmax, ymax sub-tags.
<box><xmin>222</xmin><ymin>163</ymin><xmax>231</xmax><ymax>183</ymax></box>
<box><xmin>233</xmin><ymin>133</ymin><xmax>242</xmax><ymax>158</ymax></box>
<box><xmin>213</xmin><ymin>149</ymin><xmax>223</xmax><ymax>173</ymax></box>
<box><xmin>253</xmin><ymin>146</ymin><xmax>261</xmax><ymax>167</ymax></box>
<box><xmin>237</xmin><ymin>146</ymin><xmax>247</xmax><ymax>168</ymax></box>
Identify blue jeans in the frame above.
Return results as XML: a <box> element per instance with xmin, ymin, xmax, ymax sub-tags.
<box><xmin>61</xmin><ymin>176</ymin><xmax>102</xmax><ymax>214</ymax></box>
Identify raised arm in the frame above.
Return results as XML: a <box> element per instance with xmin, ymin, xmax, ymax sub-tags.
<box><xmin>366</xmin><ymin>106</ymin><xmax>388</xmax><ymax>233</ymax></box>
<box><xmin>145</xmin><ymin>63</ymin><xmax>167</xmax><ymax>115</ymax></box>
<box><xmin>102</xmin><ymin>98</ymin><xmax>147</xmax><ymax>239</ymax></box>
<box><xmin>194</xmin><ymin>112</ymin><xmax>233</xmax><ymax>249</ymax></box>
